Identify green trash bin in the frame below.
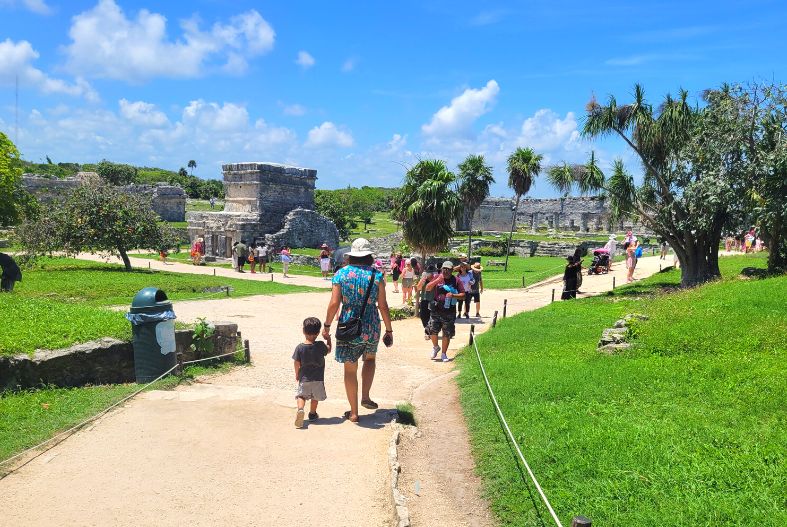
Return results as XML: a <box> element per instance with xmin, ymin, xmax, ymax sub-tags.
<box><xmin>125</xmin><ymin>287</ymin><xmax>177</xmax><ymax>383</ymax></box>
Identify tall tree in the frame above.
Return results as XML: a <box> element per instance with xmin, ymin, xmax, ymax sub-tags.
<box><xmin>188</xmin><ymin>159</ymin><xmax>197</xmax><ymax>175</ymax></box>
<box><xmin>96</xmin><ymin>159</ymin><xmax>137</xmax><ymax>185</ymax></box>
<box><xmin>19</xmin><ymin>180</ymin><xmax>177</xmax><ymax>271</ymax></box>
<box><xmin>457</xmin><ymin>154</ymin><xmax>494</xmax><ymax>258</ymax></box>
<box><xmin>394</xmin><ymin>159</ymin><xmax>461</xmax><ymax>258</ymax></box>
<box><xmin>505</xmin><ymin>147</ymin><xmax>542</xmax><ymax>270</ymax></box>
<box><xmin>0</xmin><ymin>132</ymin><xmax>37</xmax><ymax>226</ymax></box>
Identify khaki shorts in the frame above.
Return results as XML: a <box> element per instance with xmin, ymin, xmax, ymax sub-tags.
<box><xmin>296</xmin><ymin>380</ymin><xmax>327</xmax><ymax>401</ymax></box>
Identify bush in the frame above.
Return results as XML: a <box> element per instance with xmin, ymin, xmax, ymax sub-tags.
<box><xmin>474</xmin><ymin>242</ymin><xmax>508</xmax><ymax>257</ymax></box>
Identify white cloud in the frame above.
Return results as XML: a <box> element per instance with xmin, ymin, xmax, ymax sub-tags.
<box><xmin>305</xmin><ymin>121</ymin><xmax>354</xmax><ymax>148</ymax></box>
<box><xmin>296</xmin><ymin>50</ymin><xmax>315</xmax><ymax>69</ymax></box>
<box><xmin>119</xmin><ymin>99</ymin><xmax>168</xmax><ymax>127</ymax></box>
<box><xmin>182</xmin><ymin>100</ymin><xmax>249</xmax><ymax>132</ymax></box>
<box><xmin>0</xmin><ymin>0</ymin><xmax>52</xmax><ymax>15</ymax></box>
<box><xmin>515</xmin><ymin>109</ymin><xmax>581</xmax><ymax>151</ymax></box>
<box><xmin>0</xmin><ymin>38</ymin><xmax>97</xmax><ymax>100</ymax></box>
<box><xmin>341</xmin><ymin>58</ymin><xmax>357</xmax><ymax>72</ymax></box>
<box><xmin>279</xmin><ymin>102</ymin><xmax>306</xmax><ymax>116</ymax></box>
<box><xmin>422</xmin><ymin>80</ymin><xmax>499</xmax><ymax>138</ymax></box>
<box><xmin>63</xmin><ymin>0</ymin><xmax>275</xmax><ymax>81</ymax></box>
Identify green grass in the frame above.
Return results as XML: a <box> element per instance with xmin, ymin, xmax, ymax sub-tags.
<box><xmin>0</xmin><ymin>356</ymin><xmax>246</xmax><ymax>463</ymax></box>
<box><xmin>186</xmin><ymin>199</ymin><xmax>224</xmax><ymax>212</ymax></box>
<box><xmin>457</xmin><ymin>254</ymin><xmax>786</xmax><ymax>526</ymax></box>
<box><xmin>396</xmin><ymin>402</ymin><xmax>417</xmax><ymax>426</ymax></box>
<box><xmin>476</xmin><ymin>256</ymin><xmax>568</xmax><ymax>289</ymax></box>
<box><xmin>1</xmin><ymin>258</ymin><xmax>324</xmax><ymax>355</ymax></box>
<box><xmin>348</xmin><ymin>211</ymin><xmax>400</xmax><ymax>239</ymax></box>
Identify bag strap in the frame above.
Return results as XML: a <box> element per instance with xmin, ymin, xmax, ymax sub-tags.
<box><xmin>356</xmin><ymin>269</ymin><xmax>377</xmax><ymax>319</ymax></box>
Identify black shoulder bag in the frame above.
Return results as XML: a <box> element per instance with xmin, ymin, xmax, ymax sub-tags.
<box><xmin>335</xmin><ymin>269</ymin><xmax>376</xmax><ymax>342</ymax></box>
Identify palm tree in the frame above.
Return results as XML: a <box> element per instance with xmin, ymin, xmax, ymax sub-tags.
<box><xmin>504</xmin><ymin>147</ymin><xmax>542</xmax><ymax>270</ymax></box>
<box><xmin>187</xmin><ymin>159</ymin><xmax>197</xmax><ymax>176</ymax></box>
<box><xmin>457</xmin><ymin>154</ymin><xmax>494</xmax><ymax>259</ymax></box>
<box><xmin>394</xmin><ymin>159</ymin><xmax>461</xmax><ymax>259</ymax></box>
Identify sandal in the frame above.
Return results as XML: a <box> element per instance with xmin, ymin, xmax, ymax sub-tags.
<box><xmin>343</xmin><ymin>411</ymin><xmax>359</xmax><ymax>423</ymax></box>
<box><xmin>361</xmin><ymin>399</ymin><xmax>378</xmax><ymax>410</ymax></box>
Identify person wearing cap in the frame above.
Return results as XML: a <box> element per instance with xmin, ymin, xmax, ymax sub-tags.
<box><xmin>415</xmin><ymin>264</ymin><xmax>439</xmax><ymax>339</ymax></box>
<box><xmin>425</xmin><ymin>261</ymin><xmax>466</xmax><ymax>362</ymax></box>
<box><xmin>319</xmin><ymin>243</ymin><xmax>332</xmax><ymax>280</ymax></box>
<box><xmin>468</xmin><ymin>262</ymin><xmax>484</xmax><ymax>317</ymax></box>
<box><xmin>323</xmin><ymin>238</ymin><xmax>394</xmax><ymax>423</ymax></box>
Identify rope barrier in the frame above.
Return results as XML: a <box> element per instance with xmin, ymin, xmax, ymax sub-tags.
<box><xmin>470</xmin><ymin>330</ymin><xmax>564</xmax><ymax>527</ymax></box>
<box><xmin>182</xmin><ymin>349</ymin><xmax>244</xmax><ymax>365</ymax></box>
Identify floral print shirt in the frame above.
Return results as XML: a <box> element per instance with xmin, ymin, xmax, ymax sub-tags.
<box><xmin>332</xmin><ymin>264</ymin><xmax>383</xmax><ymax>345</ymax></box>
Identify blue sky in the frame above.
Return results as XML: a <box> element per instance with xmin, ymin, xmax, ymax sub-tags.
<box><xmin>1</xmin><ymin>0</ymin><xmax>785</xmax><ymax>197</ymax></box>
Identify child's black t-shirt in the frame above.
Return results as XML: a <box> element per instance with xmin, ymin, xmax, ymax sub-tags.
<box><xmin>292</xmin><ymin>342</ymin><xmax>329</xmax><ymax>381</ymax></box>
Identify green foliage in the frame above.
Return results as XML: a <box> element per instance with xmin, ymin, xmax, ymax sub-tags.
<box><xmin>190</xmin><ymin>317</ymin><xmax>215</xmax><ymax>358</ymax></box>
<box><xmin>473</xmin><ymin>244</ymin><xmax>508</xmax><ymax>257</ymax></box>
<box><xmin>96</xmin><ymin>159</ymin><xmax>137</xmax><ymax>185</ymax></box>
<box><xmin>506</xmin><ymin>147</ymin><xmax>542</xmax><ymax>200</ymax></box>
<box><xmin>457</xmin><ymin>255</ymin><xmax>785</xmax><ymax>526</ymax></box>
<box><xmin>18</xmin><ymin>181</ymin><xmax>178</xmax><ymax>270</ymax></box>
<box><xmin>20</xmin><ymin>160</ymin><xmax>81</xmax><ymax>179</ymax></box>
<box><xmin>1</xmin><ymin>132</ymin><xmax>37</xmax><ymax>226</ymax></box>
<box><xmin>396</xmin><ymin>402</ymin><xmax>417</xmax><ymax>426</ymax></box>
<box><xmin>394</xmin><ymin>159</ymin><xmax>461</xmax><ymax>256</ymax></box>
<box><xmin>315</xmin><ymin>187</ymin><xmax>398</xmax><ymax>240</ymax></box>
<box><xmin>187</xmin><ymin>159</ymin><xmax>197</xmax><ymax>175</ymax></box>
<box><xmin>315</xmin><ymin>191</ymin><xmax>355</xmax><ymax>240</ymax></box>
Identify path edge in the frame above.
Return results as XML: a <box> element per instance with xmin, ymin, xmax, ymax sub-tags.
<box><xmin>389</xmin><ymin>421</ymin><xmax>411</xmax><ymax>527</ymax></box>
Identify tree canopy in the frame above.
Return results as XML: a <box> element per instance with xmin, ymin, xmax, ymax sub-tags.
<box><xmin>457</xmin><ymin>154</ymin><xmax>494</xmax><ymax>257</ymax></box>
<box><xmin>19</xmin><ymin>180</ymin><xmax>177</xmax><ymax>271</ymax></box>
<box><xmin>505</xmin><ymin>147</ymin><xmax>542</xmax><ymax>269</ymax></box>
<box><xmin>96</xmin><ymin>159</ymin><xmax>137</xmax><ymax>185</ymax></box>
<box><xmin>0</xmin><ymin>132</ymin><xmax>37</xmax><ymax>227</ymax></box>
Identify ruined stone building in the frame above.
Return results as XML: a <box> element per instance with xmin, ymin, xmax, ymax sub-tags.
<box><xmin>462</xmin><ymin>196</ymin><xmax>650</xmax><ymax>234</ymax></box>
<box><xmin>22</xmin><ymin>173</ymin><xmax>187</xmax><ymax>222</ymax></box>
<box><xmin>186</xmin><ymin>162</ymin><xmax>339</xmax><ymax>257</ymax></box>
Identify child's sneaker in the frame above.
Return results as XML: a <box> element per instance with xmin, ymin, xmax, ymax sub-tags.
<box><xmin>431</xmin><ymin>345</ymin><xmax>439</xmax><ymax>360</ymax></box>
<box><xmin>308</xmin><ymin>412</ymin><xmax>319</xmax><ymax>421</ymax></box>
<box><xmin>295</xmin><ymin>409</ymin><xmax>305</xmax><ymax>428</ymax></box>
<box><xmin>441</xmin><ymin>353</ymin><xmax>449</xmax><ymax>362</ymax></box>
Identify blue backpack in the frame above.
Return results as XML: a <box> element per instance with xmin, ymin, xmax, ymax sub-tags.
<box><xmin>635</xmin><ymin>245</ymin><xmax>643</xmax><ymax>258</ymax></box>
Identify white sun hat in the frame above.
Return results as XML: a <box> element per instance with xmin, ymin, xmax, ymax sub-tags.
<box><xmin>347</xmin><ymin>238</ymin><xmax>375</xmax><ymax>257</ymax></box>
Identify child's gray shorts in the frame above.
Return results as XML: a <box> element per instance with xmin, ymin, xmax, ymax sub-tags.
<box><xmin>296</xmin><ymin>380</ymin><xmax>327</xmax><ymax>401</ymax></box>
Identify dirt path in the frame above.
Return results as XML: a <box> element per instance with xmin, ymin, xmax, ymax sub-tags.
<box><xmin>0</xmin><ymin>256</ymin><xmax>666</xmax><ymax>526</ymax></box>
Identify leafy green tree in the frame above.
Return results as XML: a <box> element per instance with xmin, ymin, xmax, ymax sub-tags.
<box><xmin>0</xmin><ymin>132</ymin><xmax>37</xmax><ymax>226</ymax></box>
<box><xmin>505</xmin><ymin>147</ymin><xmax>542</xmax><ymax>270</ymax></box>
<box><xmin>96</xmin><ymin>159</ymin><xmax>137</xmax><ymax>185</ymax></box>
<box><xmin>573</xmin><ymin>84</ymin><xmax>759</xmax><ymax>286</ymax></box>
<box><xmin>19</xmin><ymin>181</ymin><xmax>177</xmax><ymax>271</ymax></box>
<box><xmin>394</xmin><ymin>159</ymin><xmax>461</xmax><ymax>258</ymax></box>
<box><xmin>187</xmin><ymin>159</ymin><xmax>197</xmax><ymax>175</ymax></box>
<box><xmin>315</xmin><ymin>190</ymin><xmax>354</xmax><ymax>240</ymax></box>
<box><xmin>457</xmin><ymin>154</ymin><xmax>494</xmax><ymax>258</ymax></box>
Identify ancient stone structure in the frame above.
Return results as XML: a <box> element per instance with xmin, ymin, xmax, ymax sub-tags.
<box><xmin>187</xmin><ymin>162</ymin><xmax>339</xmax><ymax>257</ymax></box>
<box><xmin>21</xmin><ymin>174</ymin><xmax>187</xmax><ymax>222</ymax></box>
<box><xmin>462</xmin><ymin>196</ymin><xmax>650</xmax><ymax>234</ymax></box>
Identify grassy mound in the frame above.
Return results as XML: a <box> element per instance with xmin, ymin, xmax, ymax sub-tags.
<box><xmin>457</xmin><ymin>254</ymin><xmax>786</xmax><ymax>526</ymax></box>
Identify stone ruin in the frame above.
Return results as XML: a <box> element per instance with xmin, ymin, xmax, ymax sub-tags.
<box><xmin>22</xmin><ymin>173</ymin><xmax>187</xmax><ymax>222</ymax></box>
<box><xmin>460</xmin><ymin>196</ymin><xmax>651</xmax><ymax>234</ymax></box>
<box><xmin>186</xmin><ymin>162</ymin><xmax>339</xmax><ymax>257</ymax></box>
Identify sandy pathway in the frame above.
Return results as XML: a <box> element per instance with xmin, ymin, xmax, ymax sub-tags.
<box><xmin>0</xmin><ymin>256</ymin><xmax>666</xmax><ymax>526</ymax></box>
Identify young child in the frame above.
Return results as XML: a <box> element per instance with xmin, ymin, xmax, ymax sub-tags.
<box><xmin>292</xmin><ymin>317</ymin><xmax>332</xmax><ymax>428</ymax></box>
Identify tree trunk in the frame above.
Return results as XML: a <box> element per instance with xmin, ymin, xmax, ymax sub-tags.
<box><xmin>118</xmin><ymin>247</ymin><xmax>132</xmax><ymax>271</ymax></box>
<box><xmin>504</xmin><ymin>196</ymin><xmax>520</xmax><ymax>272</ymax></box>
<box><xmin>467</xmin><ymin>216</ymin><xmax>473</xmax><ymax>260</ymax></box>
<box><xmin>673</xmin><ymin>237</ymin><xmax>721</xmax><ymax>287</ymax></box>
<box><xmin>762</xmin><ymin>218</ymin><xmax>786</xmax><ymax>272</ymax></box>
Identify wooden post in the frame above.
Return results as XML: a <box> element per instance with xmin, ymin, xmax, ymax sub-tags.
<box><xmin>503</xmin><ymin>299</ymin><xmax>507</xmax><ymax>318</ymax></box>
<box><xmin>175</xmin><ymin>353</ymin><xmax>184</xmax><ymax>375</ymax></box>
<box><xmin>469</xmin><ymin>324</ymin><xmax>475</xmax><ymax>345</ymax></box>
<box><xmin>612</xmin><ymin>276</ymin><xmax>616</xmax><ymax>289</ymax></box>
<box><xmin>521</xmin><ymin>276</ymin><xmax>525</xmax><ymax>288</ymax></box>
<box><xmin>659</xmin><ymin>264</ymin><xmax>662</xmax><ymax>272</ymax></box>
<box><xmin>271</xmin><ymin>273</ymin><xmax>274</xmax><ymax>281</ymax></box>
<box><xmin>148</xmin><ymin>261</ymin><xmax>151</xmax><ymax>269</ymax></box>
<box><xmin>213</xmin><ymin>268</ymin><xmax>216</xmax><ymax>276</ymax></box>
<box><xmin>225</xmin><ymin>286</ymin><xmax>230</xmax><ymax>297</ymax></box>
<box><xmin>551</xmin><ymin>288</ymin><xmax>555</xmax><ymax>303</ymax></box>
<box><xmin>492</xmin><ymin>310</ymin><xmax>498</xmax><ymax>328</ymax></box>
<box><xmin>243</xmin><ymin>339</ymin><xmax>251</xmax><ymax>363</ymax></box>
<box><xmin>571</xmin><ymin>516</ymin><xmax>592</xmax><ymax>527</ymax></box>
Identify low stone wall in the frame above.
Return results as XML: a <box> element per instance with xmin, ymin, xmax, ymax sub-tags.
<box><xmin>0</xmin><ymin>322</ymin><xmax>239</xmax><ymax>391</ymax></box>
<box><xmin>264</xmin><ymin>208</ymin><xmax>340</xmax><ymax>250</ymax></box>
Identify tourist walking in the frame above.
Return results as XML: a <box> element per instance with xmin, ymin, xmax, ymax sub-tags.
<box><xmin>390</xmin><ymin>253</ymin><xmax>402</xmax><ymax>293</ymax></box>
<box><xmin>292</xmin><ymin>317</ymin><xmax>332</xmax><ymax>428</ymax></box>
<box><xmin>209</xmin><ymin>196</ymin><xmax>216</xmax><ymax>209</ymax></box>
<box><xmin>234</xmin><ymin>240</ymin><xmax>248</xmax><ymax>273</ymax></box>
<box><xmin>280</xmin><ymin>247</ymin><xmax>292</xmax><ymax>277</ymax></box>
<box><xmin>455</xmin><ymin>262</ymin><xmax>474</xmax><ymax>318</ymax></box>
<box><xmin>660</xmin><ymin>240</ymin><xmax>668</xmax><ymax>260</ymax></box>
<box><xmin>561</xmin><ymin>255</ymin><xmax>579</xmax><ymax>300</ymax></box>
<box><xmin>256</xmin><ymin>243</ymin><xmax>268</xmax><ymax>273</ymax></box>
<box><xmin>319</xmin><ymin>243</ymin><xmax>332</xmax><ymax>280</ymax></box>
<box><xmin>468</xmin><ymin>262</ymin><xmax>484</xmax><ymax>317</ymax></box>
<box><xmin>191</xmin><ymin>237</ymin><xmax>205</xmax><ymax>265</ymax></box>
<box><xmin>425</xmin><ymin>261</ymin><xmax>466</xmax><ymax>362</ymax></box>
<box><xmin>322</xmin><ymin>238</ymin><xmax>393</xmax><ymax>424</ymax></box>
<box><xmin>0</xmin><ymin>253</ymin><xmax>22</xmax><ymax>292</ymax></box>
<box><xmin>401</xmin><ymin>260</ymin><xmax>415</xmax><ymax>304</ymax></box>
<box><xmin>416</xmin><ymin>264</ymin><xmax>438</xmax><ymax>339</ymax></box>
<box><xmin>624</xmin><ymin>241</ymin><xmax>636</xmax><ymax>282</ymax></box>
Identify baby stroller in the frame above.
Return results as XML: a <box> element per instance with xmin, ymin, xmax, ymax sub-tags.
<box><xmin>588</xmin><ymin>248</ymin><xmax>610</xmax><ymax>275</ymax></box>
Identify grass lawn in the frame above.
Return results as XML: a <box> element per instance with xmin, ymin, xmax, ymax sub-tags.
<box><xmin>476</xmin><ymin>256</ymin><xmax>568</xmax><ymax>289</ymax></box>
<box><xmin>348</xmin><ymin>211</ymin><xmax>400</xmax><ymax>239</ymax></box>
<box><xmin>1</xmin><ymin>258</ymin><xmax>324</xmax><ymax>355</ymax></box>
<box><xmin>186</xmin><ymin>199</ymin><xmax>224</xmax><ymax>212</ymax></box>
<box><xmin>457</xmin><ymin>253</ymin><xmax>786</xmax><ymax>526</ymax></box>
<box><xmin>0</xmin><ymin>356</ymin><xmax>245</xmax><ymax>464</ymax></box>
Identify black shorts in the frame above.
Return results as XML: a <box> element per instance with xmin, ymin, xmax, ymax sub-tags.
<box><xmin>392</xmin><ymin>268</ymin><xmax>401</xmax><ymax>280</ymax></box>
<box><xmin>428</xmin><ymin>310</ymin><xmax>455</xmax><ymax>338</ymax></box>
<box><xmin>466</xmin><ymin>291</ymin><xmax>480</xmax><ymax>302</ymax></box>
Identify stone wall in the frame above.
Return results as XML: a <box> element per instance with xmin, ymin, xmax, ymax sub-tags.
<box><xmin>0</xmin><ymin>322</ymin><xmax>239</xmax><ymax>391</ymax></box>
<box><xmin>22</xmin><ymin>175</ymin><xmax>187</xmax><ymax>222</ymax></box>
<box><xmin>264</xmin><ymin>208</ymin><xmax>339</xmax><ymax>251</ymax></box>
<box><xmin>466</xmin><ymin>196</ymin><xmax>651</xmax><ymax>234</ymax></box>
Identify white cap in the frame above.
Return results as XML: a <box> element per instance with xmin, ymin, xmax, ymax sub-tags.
<box><xmin>346</xmin><ymin>238</ymin><xmax>374</xmax><ymax>257</ymax></box>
